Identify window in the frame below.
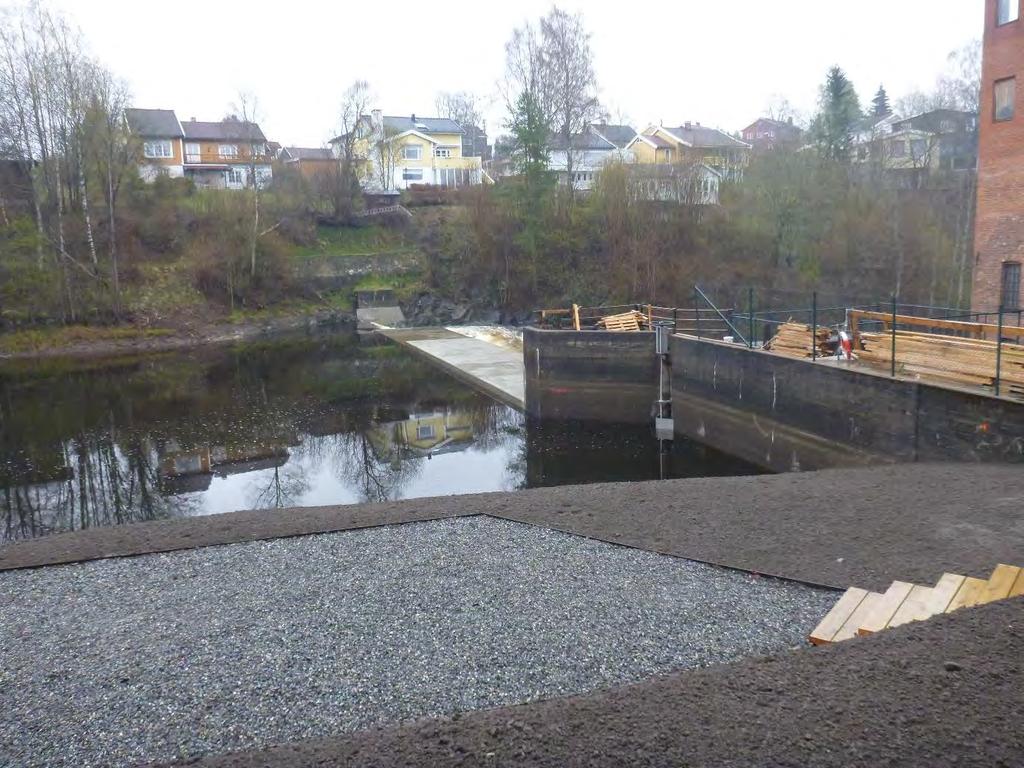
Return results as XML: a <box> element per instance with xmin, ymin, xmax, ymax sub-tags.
<box><xmin>218</xmin><ymin>144</ymin><xmax>238</xmax><ymax>158</ymax></box>
<box><xmin>890</xmin><ymin>140</ymin><xmax>907</xmax><ymax>157</ymax></box>
<box><xmin>416</xmin><ymin>424</ymin><xmax>436</xmax><ymax>440</ymax></box>
<box><xmin>995</xmin><ymin>78</ymin><xmax>1016</xmax><ymax>122</ymax></box>
<box><xmin>910</xmin><ymin>139</ymin><xmax>928</xmax><ymax>158</ymax></box>
<box><xmin>402</xmin><ymin>168</ymin><xmax>423</xmax><ymax>181</ymax></box>
<box><xmin>226</xmin><ymin>169</ymin><xmax>244</xmax><ymax>186</ymax></box>
<box><xmin>402</xmin><ymin>145</ymin><xmax>422</xmax><ymax>160</ymax></box>
<box><xmin>997</xmin><ymin>0</ymin><xmax>1019</xmax><ymax>24</ymax></box>
<box><xmin>185</xmin><ymin>142</ymin><xmax>200</xmax><ymax>162</ymax></box>
<box><xmin>434</xmin><ymin>147</ymin><xmax>453</xmax><ymax>158</ymax></box>
<box><xmin>1002</xmin><ymin>262</ymin><xmax>1022</xmax><ymax>310</ymax></box>
<box><xmin>143</xmin><ymin>140</ymin><xmax>173</xmax><ymax>159</ymax></box>
<box><xmin>249</xmin><ymin>143</ymin><xmax>265</xmax><ymax>157</ymax></box>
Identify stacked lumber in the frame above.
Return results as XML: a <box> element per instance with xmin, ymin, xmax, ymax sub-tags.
<box><xmin>859</xmin><ymin>330</ymin><xmax>1024</xmax><ymax>397</ymax></box>
<box><xmin>765</xmin><ymin>321</ymin><xmax>831</xmax><ymax>359</ymax></box>
<box><xmin>810</xmin><ymin>563</ymin><xmax>1024</xmax><ymax>646</ymax></box>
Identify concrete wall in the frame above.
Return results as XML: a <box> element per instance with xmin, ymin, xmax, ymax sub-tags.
<box><xmin>670</xmin><ymin>335</ymin><xmax>1024</xmax><ymax>471</ymax></box>
<box><xmin>522</xmin><ymin>327</ymin><xmax>1024</xmax><ymax>470</ymax></box>
<box><xmin>523</xmin><ymin>328</ymin><xmax>659</xmax><ymax>424</ymax></box>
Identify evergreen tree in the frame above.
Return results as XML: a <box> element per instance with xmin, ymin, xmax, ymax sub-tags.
<box><xmin>872</xmin><ymin>85</ymin><xmax>892</xmax><ymax>117</ymax></box>
<box><xmin>810</xmin><ymin>67</ymin><xmax>862</xmax><ymax>162</ymax></box>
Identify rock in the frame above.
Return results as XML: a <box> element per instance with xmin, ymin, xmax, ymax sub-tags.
<box><xmin>451</xmin><ymin>304</ymin><xmax>470</xmax><ymax>322</ymax></box>
<box><xmin>943</xmin><ymin>661</ymin><xmax>962</xmax><ymax>672</ymax></box>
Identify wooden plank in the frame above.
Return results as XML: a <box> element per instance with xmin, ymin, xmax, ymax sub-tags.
<box><xmin>809</xmin><ymin>587</ymin><xmax>870</xmax><ymax>646</ymax></box>
<box><xmin>925</xmin><ymin>573</ymin><xmax>967</xmax><ymax>614</ymax></box>
<box><xmin>887</xmin><ymin>584</ymin><xmax>936</xmax><ymax>629</ymax></box>
<box><xmin>946</xmin><ymin>576</ymin><xmax>988</xmax><ymax>612</ymax></box>
<box><xmin>857</xmin><ymin>581</ymin><xmax>915</xmax><ymax>636</ymax></box>
<box><xmin>979</xmin><ymin>564</ymin><xmax>1022</xmax><ymax>604</ymax></box>
<box><xmin>850</xmin><ymin>309</ymin><xmax>1024</xmax><ymax>340</ymax></box>
<box><xmin>832</xmin><ymin>592</ymin><xmax>884</xmax><ymax>642</ymax></box>
<box><xmin>572</xmin><ymin>303</ymin><xmax>581</xmax><ymax>332</ymax></box>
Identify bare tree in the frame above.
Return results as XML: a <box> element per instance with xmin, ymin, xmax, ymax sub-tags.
<box><xmin>435</xmin><ymin>91</ymin><xmax>482</xmax><ymax>129</ymax></box>
<box><xmin>232</xmin><ymin>91</ymin><xmax>264</xmax><ymax>277</ymax></box>
<box><xmin>330</xmin><ymin>79</ymin><xmax>371</xmax><ymax>218</ymax></box>
<box><xmin>373</xmin><ymin>123</ymin><xmax>402</xmax><ymax>192</ymax></box>
<box><xmin>540</xmin><ymin>7</ymin><xmax>603</xmax><ymax>204</ymax></box>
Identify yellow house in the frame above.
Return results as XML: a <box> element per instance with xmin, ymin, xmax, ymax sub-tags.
<box><xmin>626</xmin><ymin>123</ymin><xmax>750</xmax><ymax>180</ymax></box>
<box><xmin>331</xmin><ymin>110</ymin><xmax>484</xmax><ymax>191</ymax></box>
<box><xmin>366</xmin><ymin>409</ymin><xmax>476</xmax><ymax>464</ymax></box>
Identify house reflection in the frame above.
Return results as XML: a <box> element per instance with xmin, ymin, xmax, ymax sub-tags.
<box><xmin>158</xmin><ymin>439</ymin><xmax>295</xmax><ymax>495</ymax></box>
<box><xmin>366</xmin><ymin>408</ymin><xmax>477</xmax><ymax>466</ymax></box>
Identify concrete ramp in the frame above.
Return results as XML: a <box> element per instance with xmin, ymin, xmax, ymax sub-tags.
<box><xmin>357</xmin><ymin>305</ymin><xmax>406</xmax><ymax>329</ymax></box>
<box><xmin>378</xmin><ymin>327</ymin><xmax>524</xmax><ymax>410</ymax></box>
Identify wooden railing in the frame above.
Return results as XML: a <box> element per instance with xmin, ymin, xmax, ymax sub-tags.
<box><xmin>535</xmin><ymin>303</ymin><xmax>735</xmax><ymax>336</ymax></box>
<box><xmin>848</xmin><ymin>309</ymin><xmax>1024</xmax><ymax>344</ymax></box>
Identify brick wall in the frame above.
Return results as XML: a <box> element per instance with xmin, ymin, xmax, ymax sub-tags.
<box><xmin>973</xmin><ymin>0</ymin><xmax>1024</xmax><ymax>311</ymax></box>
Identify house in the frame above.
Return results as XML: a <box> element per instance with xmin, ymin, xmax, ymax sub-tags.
<box><xmin>741</xmin><ymin>117</ymin><xmax>803</xmax><ymax>151</ymax></box>
<box><xmin>461</xmin><ymin>125</ymin><xmax>491</xmax><ymax>161</ymax></box>
<box><xmin>626</xmin><ymin>123</ymin><xmax>751</xmax><ymax>181</ymax></box>
<box><xmin>330</xmin><ymin>111</ymin><xmax>483</xmax><ymax>191</ymax></box>
<box><xmin>972</xmin><ymin>0</ymin><xmax>1024</xmax><ymax>312</ymax></box>
<box><xmin>125</xmin><ymin>108</ymin><xmax>273</xmax><ymax>189</ymax></box>
<box><xmin>547</xmin><ymin>124</ymin><xmax>636</xmax><ymax>191</ymax></box>
<box><xmin>279</xmin><ymin>146</ymin><xmax>338</xmax><ymax>180</ymax></box>
<box><xmin>125</xmin><ymin>108</ymin><xmax>185</xmax><ymax>181</ymax></box>
<box><xmin>890</xmin><ymin>110</ymin><xmax>978</xmax><ymax>172</ymax></box>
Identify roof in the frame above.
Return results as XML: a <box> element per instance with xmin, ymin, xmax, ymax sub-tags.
<box><xmin>182</xmin><ymin>119</ymin><xmax>267</xmax><ymax>142</ymax></box>
<box><xmin>550</xmin><ymin>131</ymin><xmax>616</xmax><ymax>152</ymax></box>
<box><xmin>743</xmin><ymin>117</ymin><xmax>802</xmax><ymax>133</ymax></box>
<box><xmin>125</xmin><ymin>108</ymin><xmax>183</xmax><ymax>138</ymax></box>
<box><xmin>661</xmin><ymin>125</ymin><xmax>749</xmax><ymax>149</ymax></box>
<box><xmin>381</xmin><ymin>115</ymin><xmax>464</xmax><ymax>135</ymax></box>
<box><xmin>590</xmin><ymin>124</ymin><xmax>636</xmax><ymax>149</ymax></box>
<box><xmin>630</xmin><ymin>133</ymin><xmax>674</xmax><ymax>149</ymax></box>
<box><xmin>282</xmin><ymin>146</ymin><xmax>334</xmax><ymax>161</ymax></box>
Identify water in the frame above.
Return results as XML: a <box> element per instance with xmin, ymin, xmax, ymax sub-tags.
<box><xmin>0</xmin><ymin>331</ymin><xmax>762</xmax><ymax>543</ymax></box>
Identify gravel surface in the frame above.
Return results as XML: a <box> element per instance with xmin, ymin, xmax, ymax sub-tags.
<box><xmin>0</xmin><ymin>517</ymin><xmax>833</xmax><ymax>768</ymax></box>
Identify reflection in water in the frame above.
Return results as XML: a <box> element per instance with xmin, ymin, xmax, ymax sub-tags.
<box><xmin>0</xmin><ymin>331</ymin><xmax>761</xmax><ymax>543</ymax></box>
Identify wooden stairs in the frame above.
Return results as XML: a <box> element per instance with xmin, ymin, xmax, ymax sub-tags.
<box><xmin>810</xmin><ymin>564</ymin><xmax>1024</xmax><ymax>646</ymax></box>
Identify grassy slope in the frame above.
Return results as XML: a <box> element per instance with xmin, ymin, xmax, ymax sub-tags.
<box><xmin>0</xmin><ymin>222</ymin><xmax>430</xmax><ymax>355</ymax></box>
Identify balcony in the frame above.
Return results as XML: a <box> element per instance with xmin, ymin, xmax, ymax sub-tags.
<box><xmin>185</xmin><ymin>152</ymin><xmax>270</xmax><ymax>166</ymax></box>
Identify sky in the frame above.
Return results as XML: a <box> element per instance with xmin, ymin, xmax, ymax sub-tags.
<box><xmin>52</xmin><ymin>0</ymin><xmax>983</xmax><ymax>147</ymax></box>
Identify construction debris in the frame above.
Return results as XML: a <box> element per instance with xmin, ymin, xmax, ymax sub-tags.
<box><xmin>765</xmin><ymin>322</ymin><xmax>832</xmax><ymax>359</ymax></box>
<box><xmin>858</xmin><ymin>330</ymin><xmax>1024</xmax><ymax>397</ymax></box>
<box><xmin>810</xmin><ymin>563</ymin><xmax>1024</xmax><ymax>646</ymax></box>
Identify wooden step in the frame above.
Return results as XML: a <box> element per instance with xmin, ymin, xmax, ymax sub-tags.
<box><xmin>809</xmin><ymin>587</ymin><xmax>870</xmax><ymax>645</ymax></box>
<box><xmin>858</xmin><ymin>581</ymin><xmax>915</xmax><ymax>636</ymax></box>
<box><xmin>1011</xmin><ymin>569</ymin><xmax>1024</xmax><ymax>598</ymax></box>
<box><xmin>946</xmin><ymin>576</ymin><xmax>988</xmax><ymax>612</ymax></box>
<box><xmin>925</xmin><ymin>573</ymin><xmax>967</xmax><ymax>614</ymax></box>
<box><xmin>832</xmin><ymin>592</ymin><xmax>884</xmax><ymax>642</ymax></box>
<box><xmin>979</xmin><ymin>564</ymin><xmax>1022</xmax><ymax>604</ymax></box>
<box><xmin>887</xmin><ymin>584</ymin><xmax>935</xmax><ymax>629</ymax></box>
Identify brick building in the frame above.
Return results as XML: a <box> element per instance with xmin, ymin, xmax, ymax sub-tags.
<box><xmin>973</xmin><ymin>0</ymin><xmax>1024</xmax><ymax>311</ymax></box>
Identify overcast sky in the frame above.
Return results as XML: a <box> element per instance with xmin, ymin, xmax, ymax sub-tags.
<box><xmin>52</xmin><ymin>0</ymin><xmax>983</xmax><ymax>147</ymax></box>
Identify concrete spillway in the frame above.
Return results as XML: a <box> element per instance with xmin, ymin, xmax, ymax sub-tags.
<box><xmin>377</xmin><ymin>327</ymin><xmax>525</xmax><ymax>410</ymax></box>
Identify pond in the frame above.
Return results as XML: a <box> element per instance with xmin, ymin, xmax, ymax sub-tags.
<box><xmin>0</xmin><ymin>331</ymin><xmax>762</xmax><ymax>543</ymax></box>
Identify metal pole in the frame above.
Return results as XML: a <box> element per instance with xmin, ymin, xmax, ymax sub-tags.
<box><xmin>748</xmin><ymin>287</ymin><xmax>754</xmax><ymax>349</ymax></box>
<box><xmin>673</xmin><ymin>307</ymin><xmax>678</xmax><ymax>335</ymax></box>
<box><xmin>694</xmin><ymin>287</ymin><xmax>701</xmax><ymax>339</ymax></box>
<box><xmin>811</xmin><ymin>291</ymin><xmax>818</xmax><ymax>362</ymax></box>
<box><xmin>996</xmin><ymin>306</ymin><xmax>1004</xmax><ymax>397</ymax></box>
<box><xmin>891</xmin><ymin>295</ymin><xmax>898</xmax><ymax>378</ymax></box>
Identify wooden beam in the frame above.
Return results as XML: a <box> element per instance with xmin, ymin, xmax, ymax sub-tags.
<box><xmin>946</xmin><ymin>576</ymin><xmax>988</xmax><ymax>612</ymax></box>
<box><xmin>980</xmin><ymin>564</ymin><xmax>1022</xmax><ymax>604</ymax></box>
<box><xmin>850</xmin><ymin>309</ymin><xmax>1024</xmax><ymax>340</ymax></box>
<box><xmin>858</xmin><ymin>581</ymin><xmax>915</xmax><ymax>636</ymax></box>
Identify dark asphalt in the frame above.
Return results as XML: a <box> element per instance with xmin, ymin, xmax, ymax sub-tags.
<box><xmin>4</xmin><ymin>464</ymin><xmax>1023</xmax><ymax>591</ymax></box>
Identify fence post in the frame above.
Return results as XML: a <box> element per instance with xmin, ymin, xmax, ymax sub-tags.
<box><xmin>694</xmin><ymin>287</ymin><xmax>701</xmax><ymax>339</ymax></box>
<box><xmin>673</xmin><ymin>307</ymin><xmax>678</xmax><ymax>335</ymax></box>
<box><xmin>890</xmin><ymin>295</ymin><xmax>898</xmax><ymax>378</ymax></box>
<box><xmin>995</xmin><ymin>306</ymin><xmax>1004</xmax><ymax>397</ymax></box>
<box><xmin>811</xmin><ymin>291</ymin><xmax>818</xmax><ymax>362</ymax></box>
<box><xmin>748</xmin><ymin>287</ymin><xmax>754</xmax><ymax>349</ymax></box>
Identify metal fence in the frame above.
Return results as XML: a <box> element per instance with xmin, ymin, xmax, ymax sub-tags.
<box><xmin>535</xmin><ymin>287</ymin><xmax>1024</xmax><ymax>401</ymax></box>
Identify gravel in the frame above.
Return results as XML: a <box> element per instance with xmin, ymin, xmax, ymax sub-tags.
<box><xmin>0</xmin><ymin>517</ymin><xmax>835</xmax><ymax>767</ymax></box>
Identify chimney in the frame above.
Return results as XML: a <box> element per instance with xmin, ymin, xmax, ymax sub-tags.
<box><xmin>696</xmin><ymin>121</ymin><xmax>701</xmax><ymax>127</ymax></box>
<box><xmin>685</xmin><ymin>121</ymin><xmax>692</xmax><ymax>129</ymax></box>
<box><xmin>411</xmin><ymin>113</ymin><xmax>416</xmax><ymax>122</ymax></box>
<box><xmin>787</xmin><ymin>116</ymin><xmax>793</xmax><ymax>125</ymax></box>
<box><xmin>190</xmin><ymin>116</ymin><xmax>196</xmax><ymax>122</ymax></box>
